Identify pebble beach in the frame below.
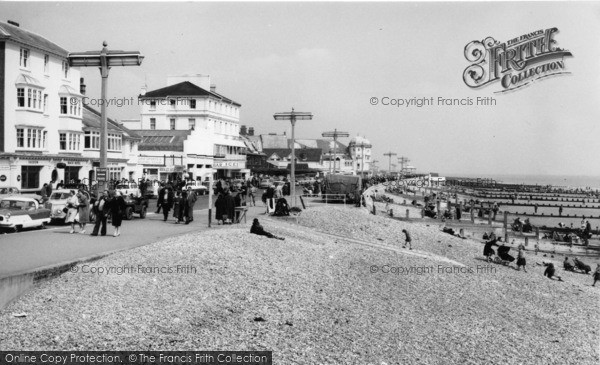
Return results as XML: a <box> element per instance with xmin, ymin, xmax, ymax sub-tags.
<box><xmin>0</xmin><ymin>205</ymin><xmax>598</xmax><ymax>364</ymax></box>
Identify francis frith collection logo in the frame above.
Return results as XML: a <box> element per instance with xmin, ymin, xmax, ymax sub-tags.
<box><xmin>463</xmin><ymin>28</ymin><xmax>573</xmax><ymax>93</ymax></box>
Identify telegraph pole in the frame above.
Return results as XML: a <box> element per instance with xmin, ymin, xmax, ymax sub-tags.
<box><xmin>383</xmin><ymin>151</ymin><xmax>397</xmax><ymax>177</ymax></box>
<box><xmin>322</xmin><ymin>129</ymin><xmax>349</xmax><ymax>174</ymax></box>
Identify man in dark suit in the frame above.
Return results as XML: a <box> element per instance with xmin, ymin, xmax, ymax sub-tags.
<box><xmin>161</xmin><ymin>186</ymin><xmax>174</xmax><ymax>221</ymax></box>
<box><xmin>91</xmin><ymin>190</ymin><xmax>109</xmax><ymax>236</ymax></box>
<box><xmin>185</xmin><ymin>186</ymin><xmax>197</xmax><ymax>224</ymax></box>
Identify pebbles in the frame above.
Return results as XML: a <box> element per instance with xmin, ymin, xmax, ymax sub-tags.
<box><xmin>0</xmin><ymin>206</ymin><xmax>598</xmax><ymax>364</ymax></box>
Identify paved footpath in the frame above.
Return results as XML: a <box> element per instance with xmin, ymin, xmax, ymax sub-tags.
<box><xmin>0</xmin><ymin>204</ymin><xmax>268</xmax><ymax>278</ymax></box>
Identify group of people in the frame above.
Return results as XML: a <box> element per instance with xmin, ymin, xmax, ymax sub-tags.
<box><xmin>155</xmin><ymin>184</ymin><xmax>197</xmax><ymax>224</ymax></box>
<box><xmin>64</xmin><ymin>189</ymin><xmax>126</xmax><ymax>237</ymax></box>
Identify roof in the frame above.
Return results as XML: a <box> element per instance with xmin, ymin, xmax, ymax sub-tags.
<box><xmin>82</xmin><ymin>105</ymin><xmax>141</xmax><ymax>140</ymax></box>
<box><xmin>134</xmin><ymin>130</ymin><xmax>192</xmax><ymax>152</ymax></box>
<box><xmin>263</xmin><ymin>148</ymin><xmax>322</xmax><ymax>162</ymax></box>
<box><xmin>260</xmin><ymin>134</ymin><xmax>289</xmax><ymax>149</ymax></box>
<box><xmin>140</xmin><ymin>81</ymin><xmax>241</xmax><ymax>107</ymax></box>
<box><xmin>0</xmin><ymin>21</ymin><xmax>68</xmax><ymax>58</ymax></box>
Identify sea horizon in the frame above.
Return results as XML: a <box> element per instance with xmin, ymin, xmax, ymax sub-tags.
<box><xmin>441</xmin><ymin>173</ymin><xmax>600</xmax><ymax>189</ymax></box>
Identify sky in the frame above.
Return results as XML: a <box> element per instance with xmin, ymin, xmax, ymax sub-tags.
<box><xmin>2</xmin><ymin>1</ymin><xmax>600</xmax><ymax>178</ymax></box>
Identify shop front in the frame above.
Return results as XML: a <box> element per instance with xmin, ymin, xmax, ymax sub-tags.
<box><xmin>213</xmin><ymin>158</ymin><xmax>248</xmax><ymax>180</ymax></box>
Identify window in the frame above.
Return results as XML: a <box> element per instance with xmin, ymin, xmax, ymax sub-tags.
<box><xmin>59</xmin><ymin>133</ymin><xmax>66</xmax><ymax>150</ymax></box>
<box><xmin>16</xmin><ymin>127</ymin><xmax>45</xmax><ymax>150</ymax></box>
<box><xmin>17</xmin><ymin>88</ymin><xmax>24</xmax><ymax>107</ymax></box>
<box><xmin>44</xmin><ymin>54</ymin><xmax>49</xmax><ymax>73</ymax></box>
<box><xmin>60</xmin><ymin>97</ymin><xmax>68</xmax><ymax>114</ymax></box>
<box><xmin>21</xmin><ymin>166</ymin><xmax>41</xmax><ymax>189</ymax></box>
<box><xmin>170</xmin><ymin>99</ymin><xmax>176</xmax><ymax>109</ymax></box>
<box><xmin>84</xmin><ymin>131</ymin><xmax>100</xmax><ymax>149</ymax></box>
<box><xmin>170</xmin><ymin>118</ymin><xmax>176</xmax><ymax>130</ymax></box>
<box><xmin>16</xmin><ymin>129</ymin><xmax>24</xmax><ymax>147</ymax></box>
<box><xmin>20</xmin><ymin>48</ymin><xmax>29</xmax><ymax>68</ymax></box>
<box><xmin>189</xmin><ymin>118</ymin><xmax>196</xmax><ymax>131</ymax></box>
<box><xmin>190</xmin><ymin>99</ymin><xmax>196</xmax><ymax>109</ymax></box>
<box><xmin>59</xmin><ymin>132</ymin><xmax>80</xmax><ymax>152</ymax></box>
<box><xmin>150</xmin><ymin>100</ymin><xmax>156</xmax><ymax>110</ymax></box>
<box><xmin>43</xmin><ymin>94</ymin><xmax>48</xmax><ymax>113</ymax></box>
<box><xmin>17</xmin><ymin>87</ymin><xmax>44</xmax><ymax>111</ymax></box>
<box><xmin>62</xmin><ymin>61</ymin><xmax>69</xmax><ymax>78</ymax></box>
<box><xmin>108</xmin><ymin>134</ymin><xmax>122</xmax><ymax>151</ymax></box>
<box><xmin>150</xmin><ymin>118</ymin><xmax>156</xmax><ymax>130</ymax></box>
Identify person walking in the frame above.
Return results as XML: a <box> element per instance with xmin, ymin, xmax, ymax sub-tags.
<box><xmin>76</xmin><ymin>190</ymin><xmax>90</xmax><ymax>234</ymax></box>
<box><xmin>91</xmin><ymin>190</ymin><xmax>109</xmax><ymax>236</ymax></box>
<box><xmin>40</xmin><ymin>184</ymin><xmax>49</xmax><ymax>203</ymax></box>
<box><xmin>156</xmin><ymin>183</ymin><xmax>166</xmax><ymax>213</ymax></box>
<box><xmin>185</xmin><ymin>186</ymin><xmax>197</xmax><ymax>224</ymax></box>
<box><xmin>173</xmin><ymin>190</ymin><xmax>184</xmax><ymax>224</ymax></box>
<box><xmin>108</xmin><ymin>190</ymin><xmax>126</xmax><ymax>236</ymax></box>
<box><xmin>402</xmin><ymin>229</ymin><xmax>412</xmax><ymax>250</ymax></box>
<box><xmin>65</xmin><ymin>190</ymin><xmax>80</xmax><ymax>234</ymax></box>
<box><xmin>161</xmin><ymin>186</ymin><xmax>174</xmax><ymax>221</ymax></box>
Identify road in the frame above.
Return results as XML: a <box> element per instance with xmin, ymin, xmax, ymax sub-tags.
<box><xmin>0</xmin><ymin>195</ymin><xmax>266</xmax><ymax>277</ymax></box>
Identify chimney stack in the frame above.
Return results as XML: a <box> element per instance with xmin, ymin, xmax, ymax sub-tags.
<box><xmin>248</xmin><ymin>127</ymin><xmax>255</xmax><ymax>136</ymax></box>
<box><xmin>140</xmin><ymin>84</ymin><xmax>147</xmax><ymax>96</ymax></box>
<box><xmin>210</xmin><ymin>84</ymin><xmax>216</xmax><ymax>93</ymax></box>
<box><xmin>80</xmin><ymin>78</ymin><xmax>86</xmax><ymax>95</ymax></box>
<box><xmin>240</xmin><ymin>125</ymin><xmax>247</xmax><ymax>136</ymax></box>
<box><xmin>7</xmin><ymin>20</ymin><xmax>19</xmax><ymax>27</ymax></box>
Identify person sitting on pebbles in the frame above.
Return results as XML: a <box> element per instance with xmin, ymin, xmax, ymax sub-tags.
<box><xmin>250</xmin><ymin>218</ymin><xmax>285</xmax><ymax>240</ymax></box>
<box><xmin>592</xmin><ymin>264</ymin><xmax>600</xmax><ymax>287</ymax></box>
<box><xmin>543</xmin><ymin>263</ymin><xmax>563</xmax><ymax>281</ymax></box>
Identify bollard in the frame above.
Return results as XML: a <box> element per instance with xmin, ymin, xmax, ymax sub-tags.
<box><xmin>403</xmin><ymin>199</ymin><xmax>406</xmax><ymax>205</ymax></box>
<box><xmin>406</xmin><ymin>209</ymin><xmax>409</xmax><ymax>218</ymax></box>
<box><xmin>372</xmin><ymin>204</ymin><xmax>376</xmax><ymax>215</ymax></box>
<box><xmin>421</xmin><ymin>209</ymin><xmax>425</xmax><ymax>218</ymax></box>
<box><xmin>390</xmin><ymin>209</ymin><xmax>393</xmax><ymax>217</ymax></box>
<box><xmin>525</xmin><ymin>237</ymin><xmax>529</xmax><ymax>246</ymax></box>
<box><xmin>470</xmin><ymin>207</ymin><xmax>475</xmax><ymax>223</ymax></box>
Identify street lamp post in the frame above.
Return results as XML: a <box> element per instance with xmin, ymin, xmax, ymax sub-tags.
<box><xmin>69</xmin><ymin>42</ymin><xmax>143</xmax><ymax>191</ymax></box>
<box><xmin>383</xmin><ymin>151</ymin><xmax>397</xmax><ymax>177</ymax></box>
<box><xmin>322</xmin><ymin>129</ymin><xmax>349</xmax><ymax>174</ymax></box>
<box><xmin>274</xmin><ymin>108</ymin><xmax>313</xmax><ymax>207</ymax></box>
<box><xmin>398</xmin><ymin>156</ymin><xmax>410</xmax><ymax>177</ymax></box>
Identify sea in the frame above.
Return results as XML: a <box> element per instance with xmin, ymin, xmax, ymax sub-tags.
<box><xmin>445</xmin><ymin>174</ymin><xmax>600</xmax><ymax>190</ymax></box>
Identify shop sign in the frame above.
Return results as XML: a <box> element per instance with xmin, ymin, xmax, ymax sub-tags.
<box><xmin>139</xmin><ymin>156</ymin><xmax>165</xmax><ymax>165</ymax></box>
<box><xmin>214</xmin><ymin>161</ymin><xmax>245</xmax><ymax>168</ymax></box>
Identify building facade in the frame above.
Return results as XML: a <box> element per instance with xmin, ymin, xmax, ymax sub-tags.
<box><xmin>0</xmin><ymin>21</ymin><xmax>140</xmax><ymax>192</ymax></box>
<box><xmin>127</xmin><ymin>75</ymin><xmax>248</xmax><ymax>182</ymax></box>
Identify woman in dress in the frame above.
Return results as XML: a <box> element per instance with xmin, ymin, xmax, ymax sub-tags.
<box><xmin>108</xmin><ymin>190</ymin><xmax>126</xmax><ymax>237</ymax></box>
<box><xmin>65</xmin><ymin>190</ymin><xmax>80</xmax><ymax>234</ymax></box>
<box><xmin>76</xmin><ymin>190</ymin><xmax>90</xmax><ymax>234</ymax></box>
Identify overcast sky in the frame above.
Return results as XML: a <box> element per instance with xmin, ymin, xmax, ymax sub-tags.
<box><xmin>2</xmin><ymin>1</ymin><xmax>599</xmax><ymax>177</ymax></box>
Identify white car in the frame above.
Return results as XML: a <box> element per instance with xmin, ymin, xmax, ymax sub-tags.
<box><xmin>46</xmin><ymin>189</ymin><xmax>91</xmax><ymax>221</ymax></box>
<box><xmin>0</xmin><ymin>196</ymin><xmax>51</xmax><ymax>232</ymax></box>
<box><xmin>186</xmin><ymin>181</ymin><xmax>208</xmax><ymax>195</ymax></box>
<box><xmin>115</xmin><ymin>183</ymin><xmax>140</xmax><ymax>197</ymax></box>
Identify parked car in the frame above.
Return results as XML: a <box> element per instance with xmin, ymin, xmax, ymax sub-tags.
<box><xmin>186</xmin><ymin>181</ymin><xmax>208</xmax><ymax>195</ymax></box>
<box><xmin>0</xmin><ymin>196</ymin><xmax>51</xmax><ymax>232</ymax></box>
<box><xmin>115</xmin><ymin>183</ymin><xmax>140</xmax><ymax>197</ymax></box>
<box><xmin>0</xmin><ymin>187</ymin><xmax>20</xmax><ymax>196</ymax></box>
<box><xmin>120</xmin><ymin>193</ymin><xmax>149</xmax><ymax>220</ymax></box>
<box><xmin>46</xmin><ymin>189</ymin><xmax>92</xmax><ymax>222</ymax></box>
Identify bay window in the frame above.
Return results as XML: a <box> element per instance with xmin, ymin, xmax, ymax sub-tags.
<box><xmin>16</xmin><ymin>127</ymin><xmax>46</xmax><ymax>150</ymax></box>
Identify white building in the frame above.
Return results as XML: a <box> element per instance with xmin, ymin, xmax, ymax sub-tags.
<box><xmin>125</xmin><ymin>75</ymin><xmax>248</xmax><ymax>182</ymax></box>
<box><xmin>0</xmin><ymin>21</ymin><xmax>140</xmax><ymax>191</ymax></box>
<box><xmin>347</xmin><ymin>135</ymin><xmax>372</xmax><ymax>176</ymax></box>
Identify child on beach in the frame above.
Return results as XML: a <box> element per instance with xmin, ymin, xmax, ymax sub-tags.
<box><xmin>592</xmin><ymin>264</ymin><xmax>600</xmax><ymax>287</ymax></box>
<box><xmin>402</xmin><ymin>229</ymin><xmax>412</xmax><ymax>250</ymax></box>
<box><xmin>543</xmin><ymin>263</ymin><xmax>562</xmax><ymax>281</ymax></box>
<box><xmin>516</xmin><ymin>247</ymin><xmax>527</xmax><ymax>272</ymax></box>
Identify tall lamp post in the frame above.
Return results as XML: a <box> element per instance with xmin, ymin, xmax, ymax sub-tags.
<box><xmin>398</xmin><ymin>156</ymin><xmax>410</xmax><ymax>177</ymax></box>
<box><xmin>274</xmin><ymin>108</ymin><xmax>313</xmax><ymax>207</ymax></box>
<box><xmin>371</xmin><ymin>159</ymin><xmax>379</xmax><ymax>174</ymax></box>
<box><xmin>322</xmin><ymin>129</ymin><xmax>349</xmax><ymax>174</ymax></box>
<box><xmin>383</xmin><ymin>151</ymin><xmax>397</xmax><ymax>177</ymax></box>
<box><xmin>69</xmin><ymin>42</ymin><xmax>144</xmax><ymax>191</ymax></box>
